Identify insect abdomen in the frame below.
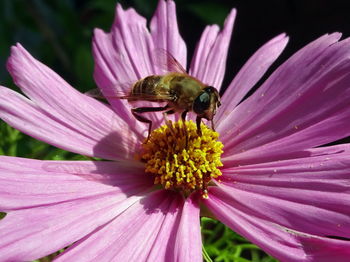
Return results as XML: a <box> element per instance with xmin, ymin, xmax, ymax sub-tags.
<box><xmin>131</xmin><ymin>76</ymin><xmax>163</xmax><ymax>100</ymax></box>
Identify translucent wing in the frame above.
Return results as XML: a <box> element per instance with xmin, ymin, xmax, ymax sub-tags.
<box><xmin>85</xmin><ymin>88</ymin><xmax>126</xmax><ymax>99</ymax></box>
<box><xmin>153</xmin><ymin>48</ymin><xmax>187</xmax><ymax>74</ymax></box>
<box><xmin>85</xmin><ymin>88</ymin><xmax>108</xmax><ymax>99</ymax></box>
<box><xmin>85</xmin><ymin>87</ymin><xmax>175</xmax><ymax>101</ymax></box>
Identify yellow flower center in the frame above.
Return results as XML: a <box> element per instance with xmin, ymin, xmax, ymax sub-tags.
<box><xmin>141</xmin><ymin>120</ymin><xmax>223</xmax><ymax>198</ymax></box>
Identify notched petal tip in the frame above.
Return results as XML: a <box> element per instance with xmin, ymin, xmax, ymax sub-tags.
<box><xmin>6</xmin><ymin>43</ymin><xmax>33</xmax><ymax>89</ymax></box>
<box><xmin>6</xmin><ymin>43</ymin><xmax>23</xmax><ymax>73</ymax></box>
<box><xmin>9</xmin><ymin>42</ymin><xmax>24</xmax><ymax>54</ymax></box>
<box><xmin>150</xmin><ymin>0</ymin><xmax>187</xmax><ymax>67</ymax></box>
<box><xmin>113</xmin><ymin>2</ymin><xmax>147</xmax><ymax>29</ymax></box>
<box><xmin>189</xmin><ymin>6</ymin><xmax>236</xmax><ymax>90</ymax></box>
<box><xmin>155</xmin><ymin>0</ymin><xmax>176</xmax><ymax>11</ymax></box>
<box><xmin>92</xmin><ymin>28</ymin><xmax>105</xmax><ymax>38</ymax></box>
<box><xmin>8</xmin><ymin>43</ymin><xmax>28</xmax><ymax>60</ymax></box>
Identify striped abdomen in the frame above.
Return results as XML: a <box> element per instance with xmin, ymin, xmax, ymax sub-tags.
<box><xmin>130</xmin><ymin>75</ymin><xmax>165</xmax><ymax>101</ymax></box>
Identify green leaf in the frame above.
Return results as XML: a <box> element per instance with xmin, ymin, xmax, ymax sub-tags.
<box><xmin>186</xmin><ymin>2</ymin><xmax>230</xmax><ymax>25</ymax></box>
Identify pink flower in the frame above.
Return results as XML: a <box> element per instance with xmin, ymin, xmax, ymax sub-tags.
<box><xmin>1</xmin><ymin>0</ymin><xmax>350</xmax><ymax>261</ymax></box>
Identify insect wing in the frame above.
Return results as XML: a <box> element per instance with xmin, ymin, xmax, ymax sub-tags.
<box><xmin>85</xmin><ymin>88</ymin><xmax>107</xmax><ymax>99</ymax></box>
<box><xmin>85</xmin><ymin>87</ymin><xmax>129</xmax><ymax>100</ymax></box>
<box><xmin>153</xmin><ymin>49</ymin><xmax>187</xmax><ymax>74</ymax></box>
<box><xmin>85</xmin><ymin>87</ymin><xmax>174</xmax><ymax>101</ymax></box>
<box><xmin>85</xmin><ymin>79</ymin><xmax>136</xmax><ymax>99</ymax></box>
<box><xmin>126</xmin><ymin>90</ymin><xmax>175</xmax><ymax>101</ymax></box>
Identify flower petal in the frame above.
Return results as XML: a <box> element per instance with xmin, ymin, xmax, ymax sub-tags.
<box><xmin>205</xmin><ymin>189</ymin><xmax>303</xmax><ymax>261</ymax></box>
<box><xmin>92</xmin><ymin>28</ymin><xmax>150</xmax><ymax>132</ymax></box>
<box><xmin>0</xmin><ymin>189</ymin><xmax>145</xmax><ymax>261</ymax></box>
<box><xmin>93</xmin><ymin>0</ymin><xmax>186</xmax><ymax>88</ymax></box>
<box><xmin>93</xmin><ymin>5</ymin><xmax>156</xmax><ymax>130</ymax></box>
<box><xmin>110</xmin><ymin>4</ymin><xmax>154</xmax><ymax>82</ymax></box>
<box><xmin>93</xmin><ymin>1</ymin><xmax>185</xmax><ymax>130</ymax></box>
<box><xmin>0</xmin><ymin>87</ymin><xmax>102</xmax><ymax>157</ymax></box>
<box><xmin>217</xmin><ymin>33</ymin><xmax>289</xmax><ymax>121</ymax></box>
<box><xmin>220</xmin><ymin>147</ymin><xmax>350</xmax><ymax>237</ymax></box>
<box><xmin>223</xmin><ymin>137</ymin><xmax>350</xmax><ymax>168</ymax></box>
<box><xmin>55</xmin><ymin>191</ymin><xmax>195</xmax><ymax>261</ymax></box>
<box><xmin>189</xmin><ymin>9</ymin><xmax>236</xmax><ymax>89</ymax></box>
<box><xmin>5</xmin><ymin>44</ymin><xmax>142</xmax><ymax>159</ymax></box>
<box><xmin>220</xmin><ymin>33</ymin><xmax>350</xmax><ymax>163</ymax></box>
<box><xmin>142</xmin><ymin>193</ymin><xmax>183</xmax><ymax>261</ymax></box>
<box><xmin>205</xmin><ymin>188</ymin><xmax>350</xmax><ymax>262</ymax></box>
<box><xmin>214</xmin><ymin>147</ymin><xmax>350</xmax><ymax>259</ymax></box>
<box><xmin>218</xmin><ymin>171</ymin><xmax>350</xmax><ymax>238</ymax></box>
<box><xmin>0</xmin><ymin>156</ymin><xmax>152</xmax><ymax>211</ymax></box>
<box><xmin>171</xmin><ymin>194</ymin><xmax>202</xmax><ymax>262</ymax></box>
<box><xmin>0</xmin><ymin>86</ymin><xmax>138</xmax><ymax>160</ymax></box>
<box><xmin>296</xmin><ymin>234</ymin><xmax>350</xmax><ymax>262</ymax></box>
<box><xmin>150</xmin><ymin>0</ymin><xmax>187</xmax><ymax>69</ymax></box>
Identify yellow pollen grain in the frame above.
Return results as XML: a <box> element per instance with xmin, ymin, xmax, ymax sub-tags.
<box><xmin>141</xmin><ymin>120</ymin><xmax>223</xmax><ymax>198</ymax></box>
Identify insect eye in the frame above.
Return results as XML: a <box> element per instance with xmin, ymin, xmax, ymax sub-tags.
<box><xmin>193</xmin><ymin>92</ymin><xmax>210</xmax><ymax>114</ymax></box>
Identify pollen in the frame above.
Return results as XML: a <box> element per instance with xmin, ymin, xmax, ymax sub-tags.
<box><xmin>141</xmin><ymin>120</ymin><xmax>223</xmax><ymax>198</ymax></box>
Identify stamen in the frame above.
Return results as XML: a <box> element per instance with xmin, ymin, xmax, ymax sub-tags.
<box><xmin>141</xmin><ymin>120</ymin><xmax>223</xmax><ymax>198</ymax></box>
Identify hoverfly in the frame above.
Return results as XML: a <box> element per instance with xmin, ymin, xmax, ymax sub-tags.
<box><xmin>89</xmin><ymin>50</ymin><xmax>221</xmax><ymax>139</ymax></box>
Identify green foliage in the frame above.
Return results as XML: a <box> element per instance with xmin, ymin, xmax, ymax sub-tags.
<box><xmin>202</xmin><ymin>217</ymin><xmax>278</xmax><ymax>262</ymax></box>
<box><xmin>186</xmin><ymin>2</ymin><xmax>231</xmax><ymax>25</ymax></box>
<box><xmin>0</xmin><ymin>122</ymin><xmax>86</xmax><ymax>160</ymax></box>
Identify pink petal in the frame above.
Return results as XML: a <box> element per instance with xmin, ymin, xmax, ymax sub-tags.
<box><xmin>93</xmin><ymin>28</ymin><xmax>169</xmax><ymax>134</ymax></box>
<box><xmin>0</xmin><ymin>86</ymin><xmax>139</xmax><ymax>160</ymax></box>
<box><xmin>307</xmin><ymin>143</ymin><xmax>350</xmax><ymax>155</ymax></box>
<box><xmin>0</xmin><ymin>87</ymin><xmax>103</xmax><ymax>158</ymax></box>
<box><xmin>141</xmin><ymin>193</ymin><xmax>184</xmax><ymax>261</ymax></box>
<box><xmin>0</xmin><ymin>156</ymin><xmax>151</xmax><ymax>261</ymax></box>
<box><xmin>223</xmin><ymin>139</ymin><xmax>350</xmax><ymax>168</ymax></box>
<box><xmin>8</xmin><ymin>44</ymin><xmax>140</xmax><ymax>138</ymax></box>
<box><xmin>0</xmin><ymin>189</ymin><xmax>146</xmax><ymax>261</ymax></box>
<box><xmin>92</xmin><ymin>28</ymin><xmax>150</xmax><ymax>132</ymax></box>
<box><xmin>171</xmin><ymin>194</ymin><xmax>202</xmax><ymax>262</ymax></box>
<box><xmin>219</xmin><ymin>33</ymin><xmax>350</xmax><ymax>163</ymax></box>
<box><xmin>110</xmin><ymin>4</ymin><xmax>154</xmax><ymax>82</ymax></box>
<box><xmin>5</xmin><ymin>44</ymin><xmax>142</xmax><ymax>159</ymax></box>
<box><xmin>189</xmin><ymin>9</ymin><xmax>236</xmax><ymax>90</ymax></box>
<box><xmin>216</xmin><ymin>177</ymin><xmax>350</xmax><ymax>239</ymax></box>
<box><xmin>0</xmin><ymin>156</ymin><xmax>152</xmax><ymax>211</ymax></box>
<box><xmin>93</xmin><ymin>1</ymin><xmax>185</xmax><ymax>129</ymax></box>
<box><xmin>205</xmin><ymin>190</ymin><xmax>304</xmax><ymax>261</ymax></box>
<box><xmin>150</xmin><ymin>0</ymin><xmax>187</xmax><ymax>69</ymax></box>
<box><xmin>94</xmin><ymin>11</ymin><xmax>157</xmax><ymax>129</ymax></box>
<box><xmin>56</xmin><ymin>191</ymin><xmax>201</xmax><ymax>262</ymax></box>
<box><xmin>223</xmin><ymin>111</ymin><xmax>350</xmax><ymax>166</ymax></box>
<box><xmin>297</xmin><ymin>234</ymin><xmax>350</xmax><ymax>262</ymax></box>
<box><xmin>217</xmin><ymin>33</ymin><xmax>289</xmax><ymax>122</ymax></box>
<box><xmin>205</xmin><ymin>188</ymin><xmax>350</xmax><ymax>262</ymax></box>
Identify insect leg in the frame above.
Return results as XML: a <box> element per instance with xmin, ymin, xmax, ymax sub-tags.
<box><xmin>211</xmin><ymin>119</ymin><xmax>215</xmax><ymax>131</ymax></box>
<box><xmin>196</xmin><ymin>116</ymin><xmax>202</xmax><ymax>136</ymax></box>
<box><xmin>132</xmin><ymin>105</ymin><xmax>169</xmax><ymax>141</ymax></box>
<box><xmin>164</xmin><ymin>109</ymin><xmax>175</xmax><ymax>114</ymax></box>
<box><xmin>181</xmin><ymin>110</ymin><xmax>188</xmax><ymax>121</ymax></box>
<box><xmin>163</xmin><ymin>109</ymin><xmax>175</xmax><ymax>123</ymax></box>
<box><xmin>162</xmin><ymin>109</ymin><xmax>175</xmax><ymax>125</ymax></box>
<box><xmin>163</xmin><ymin>110</ymin><xmax>177</xmax><ymax>139</ymax></box>
<box><xmin>180</xmin><ymin>110</ymin><xmax>189</xmax><ymax>146</ymax></box>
